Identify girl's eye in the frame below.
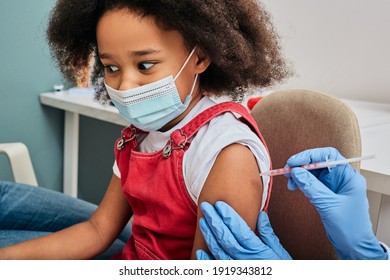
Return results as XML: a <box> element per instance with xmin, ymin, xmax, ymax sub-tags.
<box><xmin>138</xmin><ymin>62</ymin><xmax>156</xmax><ymax>71</ymax></box>
<box><xmin>104</xmin><ymin>65</ymin><xmax>119</xmax><ymax>73</ymax></box>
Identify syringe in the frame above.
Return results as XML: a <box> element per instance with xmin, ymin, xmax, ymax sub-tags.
<box><xmin>260</xmin><ymin>154</ymin><xmax>375</xmax><ymax>177</ymax></box>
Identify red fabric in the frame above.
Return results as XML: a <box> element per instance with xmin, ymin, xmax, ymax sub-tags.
<box><xmin>247</xmin><ymin>96</ymin><xmax>263</xmax><ymax>110</ymax></box>
<box><xmin>114</xmin><ymin>101</ymin><xmax>272</xmax><ymax>259</ymax></box>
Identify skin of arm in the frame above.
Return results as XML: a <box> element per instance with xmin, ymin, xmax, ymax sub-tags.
<box><xmin>0</xmin><ymin>175</ymin><xmax>132</xmax><ymax>260</ymax></box>
<box><xmin>190</xmin><ymin>143</ymin><xmax>263</xmax><ymax>259</ymax></box>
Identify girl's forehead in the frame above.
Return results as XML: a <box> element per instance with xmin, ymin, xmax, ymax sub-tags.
<box><xmin>96</xmin><ymin>8</ymin><xmax>186</xmax><ymax>53</ymax></box>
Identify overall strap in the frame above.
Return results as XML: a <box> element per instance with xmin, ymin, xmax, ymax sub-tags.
<box><xmin>181</xmin><ymin>101</ymin><xmax>262</xmax><ymax>139</ymax></box>
<box><xmin>167</xmin><ymin>102</ymin><xmax>258</xmax><ymax>156</ymax></box>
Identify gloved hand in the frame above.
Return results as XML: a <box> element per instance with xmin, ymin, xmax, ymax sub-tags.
<box><xmin>285</xmin><ymin>147</ymin><xmax>388</xmax><ymax>260</ymax></box>
<box><xmin>196</xmin><ymin>201</ymin><xmax>292</xmax><ymax>260</ymax></box>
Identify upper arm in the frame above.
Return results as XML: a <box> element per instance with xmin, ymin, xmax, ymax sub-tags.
<box><xmin>190</xmin><ymin>143</ymin><xmax>263</xmax><ymax>259</ymax></box>
<box><xmin>89</xmin><ymin>174</ymin><xmax>133</xmax><ymax>249</ymax></box>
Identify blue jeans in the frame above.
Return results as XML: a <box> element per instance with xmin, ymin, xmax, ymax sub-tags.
<box><xmin>0</xmin><ymin>181</ymin><xmax>131</xmax><ymax>259</ymax></box>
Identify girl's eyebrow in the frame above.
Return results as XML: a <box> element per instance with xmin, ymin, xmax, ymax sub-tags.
<box><xmin>98</xmin><ymin>52</ymin><xmax>110</xmax><ymax>59</ymax></box>
<box><xmin>130</xmin><ymin>48</ymin><xmax>160</xmax><ymax>57</ymax></box>
<box><xmin>99</xmin><ymin>49</ymin><xmax>160</xmax><ymax>60</ymax></box>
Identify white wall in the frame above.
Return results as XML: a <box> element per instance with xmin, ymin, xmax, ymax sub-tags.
<box><xmin>263</xmin><ymin>0</ymin><xmax>390</xmax><ymax>103</ymax></box>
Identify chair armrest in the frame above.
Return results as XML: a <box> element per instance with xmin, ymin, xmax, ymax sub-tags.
<box><xmin>0</xmin><ymin>143</ymin><xmax>38</xmax><ymax>186</ymax></box>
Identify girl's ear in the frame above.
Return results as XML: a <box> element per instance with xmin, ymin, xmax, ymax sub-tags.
<box><xmin>194</xmin><ymin>48</ymin><xmax>211</xmax><ymax>74</ymax></box>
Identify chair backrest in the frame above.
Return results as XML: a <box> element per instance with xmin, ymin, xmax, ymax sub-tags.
<box><xmin>251</xmin><ymin>89</ymin><xmax>361</xmax><ymax>259</ymax></box>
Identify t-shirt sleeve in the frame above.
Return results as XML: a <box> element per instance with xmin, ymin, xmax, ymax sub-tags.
<box><xmin>183</xmin><ymin>113</ymin><xmax>271</xmax><ymax>210</ymax></box>
<box><xmin>112</xmin><ymin>160</ymin><xmax>121</xmax><ymax>178</ymax></box>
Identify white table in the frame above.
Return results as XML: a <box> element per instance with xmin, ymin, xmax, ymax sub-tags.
<box><xmin>40</xmin><ymin>91</ymin><xmax>390</xmax><ymax>242</ymax></box>
<box><xmin>342</xmin><ymin>99</ymin><xmax>390</xmax><ymax>195</ymax></box>
<box><xmin>339</xmin><ymin>99</ymin><xmax>390</xmax><ymax>243</ymax></box>
<box><xmin>40</xmin><ymin>91</ymin><xmax>128</xmax><ymax>198</ymax></box>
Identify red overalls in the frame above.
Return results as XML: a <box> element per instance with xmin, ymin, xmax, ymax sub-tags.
<box><xmin>114</xmin><ymin>102</ymin><xmax>272</xmax><ymax>260</ymax></box>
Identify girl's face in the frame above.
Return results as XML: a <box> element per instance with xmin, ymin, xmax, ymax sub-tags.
<box><xmin>97</xmin><ymin>8</ymin><xmax>209</xmax><ymax>110</ymax></box>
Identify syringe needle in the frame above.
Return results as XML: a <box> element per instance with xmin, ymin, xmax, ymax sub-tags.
<box><xmin>260</xmin><ymin>154</ymin><xmax>375</xmax><ymax>177</ymax></box>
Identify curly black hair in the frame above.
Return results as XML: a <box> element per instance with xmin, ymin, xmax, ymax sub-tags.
<box><xmin>47</xmin><ymin>0</ymin><xmax>292</xmax><ymax>103</ymax></box>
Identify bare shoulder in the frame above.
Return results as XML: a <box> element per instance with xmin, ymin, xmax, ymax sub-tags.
<box><xmin>199</xmin><ymin>143</ymin><xmax>263</xmax><ymax>227</ymax></box>
<box><xmin>191</xmin><ymin>143</ymin><xmax>263</xmax><ymax>258</ymax></box>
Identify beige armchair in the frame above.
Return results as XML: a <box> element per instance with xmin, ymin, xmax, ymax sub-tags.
<box><xmin>251</xmin><ymin>89</ymin><xmax>362</xmax><ymax>259</ymax></box>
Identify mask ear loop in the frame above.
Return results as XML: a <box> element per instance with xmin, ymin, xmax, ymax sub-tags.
<box><xmin>173</xmin><ymin>46</ymin><xmax>197</xmax><ymax>82</ymax></box>
<box><xmin>188</xmin><ymin>74</ymin><xmax>199</xmax><ymax>97</ymax></box>
<box><xmin>173</xmin><ymin>47</ymin><xmax>199</xmax><ymax>99</ymax></box>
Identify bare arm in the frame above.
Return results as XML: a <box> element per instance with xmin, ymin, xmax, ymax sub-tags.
<box><xmin>190</xmin><ymin>143</ymin><xmax>263</xmax><ymax>259</ymax></box>
<box><xmin>0</xmin><ymin>175</ymin><xmax>132</xmax><ymax>259</ymax></box>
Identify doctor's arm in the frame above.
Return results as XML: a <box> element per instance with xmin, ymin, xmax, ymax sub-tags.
<box><xmin>285</xmin><ymin>147</ymin><xmax>388</xmax><ymax>260</ymax></box>
<box><xmin>197</xmin><ymin>147</ymin><xmax>388</xmax><ymax>260</ymax></box>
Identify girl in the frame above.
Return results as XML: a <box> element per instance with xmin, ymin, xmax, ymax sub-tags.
<box><xmin>0</xmin><ymin>0</ymin><xmax>290</xmax><ymax>259</ymax></box>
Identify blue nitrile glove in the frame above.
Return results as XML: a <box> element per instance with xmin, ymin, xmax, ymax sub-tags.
<box><xmin>285</xmin><ymin>147</ymin><xmax>388</xmax><ymax>260</ymax></box>
<box><xmin>196</xmin><ymin>201</ymin><xmax>292</xmax><ymax>260</ymax></box>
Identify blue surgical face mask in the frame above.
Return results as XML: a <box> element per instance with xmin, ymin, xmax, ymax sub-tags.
<box><xmin>105</xmin><ymin>47</ymin><xmax>198</xmax><ymax>131</ymax></box>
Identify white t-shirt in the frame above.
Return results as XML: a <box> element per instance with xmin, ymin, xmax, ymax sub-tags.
<box><xmin>113</xmin><ymin>96</ymin><xmax>271</xmax><ymax>210</ymax></box>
